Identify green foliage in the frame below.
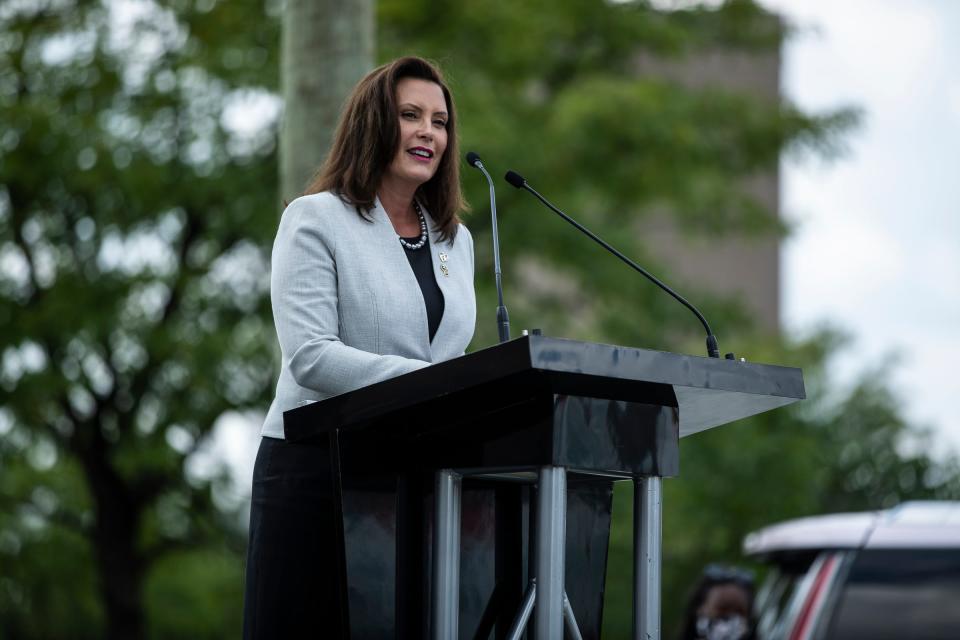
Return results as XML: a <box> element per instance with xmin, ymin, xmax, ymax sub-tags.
<box><xmin>376</xmin><ymin>5</ymin><xmax>955</xmax><ymax>636</ymax></box>
<box><xmin>0</xmin><ymin>522</ymin><xmax>103</xmax><ymax>639</ymax></box>
<box><xmin>601</xmin><ymin>331</ymin><xmax>960</xmax><ymax>637</ymax></box>
<box><xmin>1</xmin><ymin>0</ymin><xmax>278</xmax><ymax>636</ymax></box>
<box><xmin>145</xmin><ymin>548</ymin><xmax>245</xmax><ymax>640</ymax></box>
<box><xmin>1</xmin><ymin>0</ymin><xmax>956</xmax><ymax>638</ymax></box>
<box><xmin>379</xmin><ymin>0</ymin><xmax>857</xmax><ymax>354</ymax></box>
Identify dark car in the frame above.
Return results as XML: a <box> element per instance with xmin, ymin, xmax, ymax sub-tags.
<box><xmin>743</xmin><ymin>501</ymin><xmax>960</xmax><ymax>640</ymax></box>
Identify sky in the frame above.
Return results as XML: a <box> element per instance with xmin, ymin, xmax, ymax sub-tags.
<box><xmin>208</xmin><ymin>0</ymin><xmax>960</xmax><ymax>499</ymax></box>
<box><xmin>759</xmin><ymin>0</ymin><xmax>960</xmax><ymax>456</ymax></box>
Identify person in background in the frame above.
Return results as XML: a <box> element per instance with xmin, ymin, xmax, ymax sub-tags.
<box><xmin>677</xmin><ymin>564</ymin><xmax>757</xmax><ymax>640</ymax></box>
<box><xmin>243</xmin><ymin>56</ymin><xmax>476</xmax><ymax>639</ymax></box>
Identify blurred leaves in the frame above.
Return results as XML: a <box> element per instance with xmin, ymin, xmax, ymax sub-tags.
<box><xmin>375</xmin><ymin>0</ymin><xmax>861</xmax><ymax>353</ymax></box>
<box><xmin>1</xmin><ymin>0</ymin><xmax>278</xmax><ymax>636</ymax></box>
<box><xmin>0</xmin><ymin>0</ymin><xmax>955</xmax><ymax>638</ymax></box>
<box><xmin>603</xmin><ymin>329</ymin><xmax>960</xmax><ymax>636</ymax></box>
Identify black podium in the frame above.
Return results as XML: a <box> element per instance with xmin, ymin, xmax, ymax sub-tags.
<box><xmin>284</xmin><ymin>335</ymin><xmax>805</xmax><ymax>640</ymax></box>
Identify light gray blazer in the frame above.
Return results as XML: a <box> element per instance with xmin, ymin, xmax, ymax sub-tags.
<box><xmin>261</xmin><ymin>191</ymin><xmax>477</xmax><ymax>438</ymax></box>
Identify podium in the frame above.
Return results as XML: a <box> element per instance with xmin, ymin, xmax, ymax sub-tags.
<box><xmin>284</xmin><ymin>335</ymin><xmax>804</xmax><ymax>639</ymax></box>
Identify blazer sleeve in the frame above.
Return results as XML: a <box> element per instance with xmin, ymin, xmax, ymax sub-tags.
<box><xmin>270</xmin><ymin>197</ymin><xmax>430</xmax><ymax>396</ymax></box>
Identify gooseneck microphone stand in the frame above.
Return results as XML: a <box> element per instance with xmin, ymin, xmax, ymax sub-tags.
<box><xmin>466</xmin><ymin>152</ymin><xmax>511</xmax><ymax>343</ymax></box>
<box><xmin>504</xmin><ymin>170</ymin><xmax>721</xmax><ymax>359</ymax></box>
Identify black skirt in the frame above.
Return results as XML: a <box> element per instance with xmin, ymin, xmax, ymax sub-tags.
<box><xmin>242</xmin><ymin>436</ymin><xmax>346</xmax><ymax>639</ymax></box>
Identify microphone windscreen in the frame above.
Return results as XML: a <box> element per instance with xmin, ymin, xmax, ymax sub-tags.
<box><xmin>465</xmin><ymin>151</ymin><xmax>481</xmax><ymax>167</ymax></box>
<box><xmin>504</xmin><ymin>170</ymin><xmax>526</xmax><ymax>189</ymax></box>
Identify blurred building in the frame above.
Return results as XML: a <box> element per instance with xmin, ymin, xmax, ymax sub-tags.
<box><xmin>633</xmin><ymin>44</ymin><xmax>782</xmax><ymax>334</ymax></box>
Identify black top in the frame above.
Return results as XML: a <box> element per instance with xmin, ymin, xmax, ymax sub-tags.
<box><xmin>401</xmin><ymin>235</ymin><xmax>445</xmax><ymax>341</ymax></box>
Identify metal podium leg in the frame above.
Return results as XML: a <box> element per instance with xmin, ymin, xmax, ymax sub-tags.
<box><xmin>563</xmin><ymin>591</ymin><xmax>585</xmax><ymax>640</ymax></box>
<box><xmin>505</xmin><ymin>580</ymin><xmax>537</xmax><ymax>640</ymax></box>
<box><xmin>535</xmin><ymin>466</ymin><xmax>566</xmax><ymax>640</ymax></box>
<box><xmin>633</xmin><ymin>477</ymin><xmax>662</xmax><ymax>640</ymax></box>
<box><xmin>433</xmin><ymin>469</ymin><xmax>461</xmax><ymax>640</ymax></box>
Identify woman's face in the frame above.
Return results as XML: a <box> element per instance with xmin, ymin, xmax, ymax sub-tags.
<box><xmin>695</xmin><ymin>583</ymin><xmax>751</xmax><ymax>640</ymax></box>
<box><xmin>385</xmin><ymin>77</ymin><xmax>448</xmax><ymax>189</ymax></box>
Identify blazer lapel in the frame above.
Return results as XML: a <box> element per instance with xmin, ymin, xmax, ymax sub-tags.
<box><xmin>372</xmin><ymin>196</ymin><xmax>433</xmax><ymax>356</ymax></box>
<box><xmin>424</xmin><ymin>207</ymin><xmax>453</xmax><ymax>360</ymax></box>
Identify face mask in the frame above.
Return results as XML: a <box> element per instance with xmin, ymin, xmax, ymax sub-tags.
<box><xmin>695</xmin><ymin>614</ymin><xmax>749</xmax><ymax>640</ymax></box>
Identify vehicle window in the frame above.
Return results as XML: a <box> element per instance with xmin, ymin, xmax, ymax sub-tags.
<box><xmin>755</xmin><ymin>569</ymin><xmax>796</xmax><ymax>639</ymax></box>
<box><xmin>754</xmin><ymin>561</ymin><xmax>812</xmax><ymax>640</ymax></box>
<box><xmin>826</xmin><ymin>549</ymin><xmax>960</xmax><ymax>640</ymax></box>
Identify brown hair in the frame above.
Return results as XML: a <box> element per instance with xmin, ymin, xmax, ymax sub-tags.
<box><xmin>304</xmin><ymin>57</ymin><xmax>466</xmax><ymax>241</ymax></box>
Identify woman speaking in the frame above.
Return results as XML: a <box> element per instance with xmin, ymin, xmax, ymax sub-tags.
<box><xmin>243</xmin><ymin>57</ymin><xmax>476</xmax><ymax>637</ymax></box>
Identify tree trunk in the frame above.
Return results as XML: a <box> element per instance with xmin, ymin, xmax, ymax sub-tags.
<box><xmin>280</xmin><ymin>0</ymin><xmax>374</xmax><ymax>203</ymax></box>
<box><xmin>95</xmin><ymin>514</ymin><xmax>146</xmax><ymax>640</ymax></box>
<box><xmin>83</xmin><ymin>447</ymin><xmax>147</xmax><ymax>640</ymax></box>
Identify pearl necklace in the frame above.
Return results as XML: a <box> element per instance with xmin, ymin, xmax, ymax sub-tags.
<box><xmin>398</xmin><ymin>200</ymin><xmax>428</xmax><ymax>251</ymax></box>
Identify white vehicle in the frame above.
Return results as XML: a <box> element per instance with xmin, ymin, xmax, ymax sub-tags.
<box><xmin>743</xmin><ymin>501</ymin><xmax>960</xmax><ymax>640</ymax></box>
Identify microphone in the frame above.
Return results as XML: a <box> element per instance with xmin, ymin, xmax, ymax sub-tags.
<box><xmin>503</xmin><ymin>170</ymin><xmax>721</xmax><ymax>358</ymax></box>
<box><xmin>466</xmin><ymin>152</ymin><xmax>511</xmax><ymax>343</ymax></box>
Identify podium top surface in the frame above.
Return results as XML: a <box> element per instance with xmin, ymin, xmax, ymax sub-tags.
<box><xmin>284</xmin><ymin>335</ymin><xmax>805</xmax><ymax>440</ymax></box>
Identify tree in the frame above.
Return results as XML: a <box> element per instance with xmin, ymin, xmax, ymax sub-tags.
<box><xmin>373</xmin><ymin>1</ymin><xmax>959</xmax><ymax>636</ymax></box>
<box><xmin>280</xmin><ymin>0</ymin><xmax>373</xmax><ymax>201</ymax></box>
<box><xmin>2</xmin><ymin>1</ymin><xmax>956</xmax><ymax>638</ymax></box>
<box><xmin>0</xmin><ymin>1</ymin><xmax>280</xmax><ymax>637</ymax></box>
<box><xmin>601</xmin><ymin>331</ymin><xmax>960</xmax><ymax>637</ymax></box>
<box><xmin>378</xmin><ymin>0</ymin><xmax>850</xmax><ymax>351</ymax></box>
